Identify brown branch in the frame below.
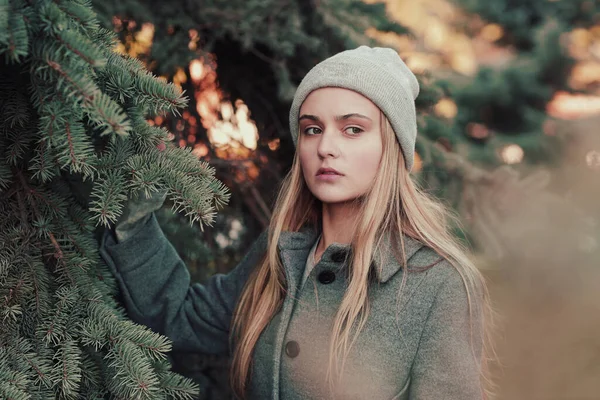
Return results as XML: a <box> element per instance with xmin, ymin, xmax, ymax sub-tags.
<box><xmin>24</xmin><ymin>354</ymin><xmax>47</xmax><ymax>381</ymax></box>
<box><xmin>16</xmin><ymin>171</ymin><xmax>67</xmax><ymax>273</ymax></box>
<box><xmin>64</xmin><ymin>122</ymin><xmax>79</xmax><ymax>167</ymax></box>
<box><xmin>55</xmin><ymin>32</ymin><xmax>96</xmax><ymax>66</ymax></box>
<box><xmin>47</xmin><ymin>60</ymin><xmax>92</xmax><ymax>102</ymax></box>
<box><xmin>249</xmin><ymin>183</ymin><xmax>271</xmax><ymax>221</ymax></box>
<box><xmin>15</xmin><ymin>190</ymin><xmax>30</xmax><ymax>228</ymax></box>
<box><xmin>240</xmin><ymin>186</ymin><xmax>269</xmax><ymax>229</ymax></box>
<box><xmin>46</xmin><ymin>61</ymin><xmax>126</xmax><ymax>134</ymax></box>
<box><xmin>48</xmin><ymin>232</ymin><xmax>64</xmax><ymax>260</ymax></box>
<box><xmin>31</xmin><ymin>266</ymin><xmax>41</xmax><ymax>317</ymax></box>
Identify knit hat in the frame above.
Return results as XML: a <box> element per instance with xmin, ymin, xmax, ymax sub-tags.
<box><xmin>289</xmin><ymin>46</ymin><xmax>420</xmax><ymax>171</ymax></box>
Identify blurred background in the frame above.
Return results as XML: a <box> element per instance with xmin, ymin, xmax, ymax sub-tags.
<box><xmin>91</xmin><ymin>0</ymin><xmax>600</xmax><ymax>398</ymax></box>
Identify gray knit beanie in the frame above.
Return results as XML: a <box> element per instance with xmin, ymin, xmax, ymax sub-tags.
<box><xmin>289</xmin><ymin>46</ymin><xmax>420</xmax><ymax>171</ymax></box>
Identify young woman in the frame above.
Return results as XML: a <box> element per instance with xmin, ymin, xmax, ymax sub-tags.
<box><xmin>100</xmin><ymin>46</ymin><xmax>491</xmax><ymax>399</ymax></box>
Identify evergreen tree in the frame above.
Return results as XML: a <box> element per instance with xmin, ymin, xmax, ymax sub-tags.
<box><xmin>85</xmin><ymin>1</ymin><xmax>424</xmax><ymax>396</ymax></box>
<box><xmin>0</xmin><ymin>0</ymin><xmax>229</xmax><ymax>397</ymax></box>
<box><xmin>419</xmin><ymin>0</ymin><xmax>600</xmax><ymax>244</ymax></box>
<box><xmin>434</xmin><ymin>0</ymin><xmax>598</xmax><ymax>167</ymax></box>
<box><xmin>88</xmin><ymin>0</ymin><xmax>433</xmax><ymax>232</ymax></box>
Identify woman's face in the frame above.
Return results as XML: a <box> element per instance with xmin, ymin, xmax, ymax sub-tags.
<box><xmin>298</xmin><ymin>87</ymin><xmax>383</xmax><ymax>205</ymax></box>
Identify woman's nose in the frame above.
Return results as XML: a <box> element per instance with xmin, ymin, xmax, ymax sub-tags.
<box><xmin>317</xmin><ymin>130</ymin><xmax>340</xmax><ymax>159</ymax></box>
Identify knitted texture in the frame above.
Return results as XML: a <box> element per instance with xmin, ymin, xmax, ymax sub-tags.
<box><xmin>289</xmin><ymin>46</ymin><xmax>420</xmax><ymax>171</ymax></box>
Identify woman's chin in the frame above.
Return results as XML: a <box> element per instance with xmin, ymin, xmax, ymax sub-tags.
<box><xmin>312</xmin><ymin>193</ymin><xmax>358</xmax><ymax>205</ymax></box>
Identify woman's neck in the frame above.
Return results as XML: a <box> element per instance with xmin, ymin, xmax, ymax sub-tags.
<box><xmin>315</xmin><ymin>202</ymin><xmax>358</xmax><ymax>262</ymax></box>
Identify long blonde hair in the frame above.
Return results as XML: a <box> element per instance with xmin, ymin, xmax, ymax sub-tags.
<box><xmin>230</xmin><ymin>112</ymin><xmax>493</xmax><ymax>398</ymax></box>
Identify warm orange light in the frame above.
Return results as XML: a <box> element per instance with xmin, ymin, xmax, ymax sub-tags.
<box><xmin>467</xmin><ymin>122</ymin><xmax>490</xmax><ymax>139</ymax></box>
<box><xmin>172</xmin><ymin>68</ymin><xmax>187</xmax><ymax>85</ymax></box>
<box><xmin>547</xmin><ymin>91</ymin><xmax>600</xmax><ymax>119</ymax></box>
<box><xmin>112</xmin><ymin>16</ymin><xmax>123</xmax><ymax>30</ymax></box>
<box><xmin>189</xmin><ymin>60</ymin><xmax>204</xmax><ymax>83</ymax></box>
<box><xmin>500</xmin><ymin>144</ymin><xmax>524</xmax><ymax>164</ymax></box>
<box><xmin>424</xmin><ymin>21</ymin><xmax>447</xmax><ymax>50</ymax></box>
<box><xmin>114</xmin><ymin>42</ymin><xmax>126</xmax><ymax>54</ymax></box>
<box><xmin>246</xmin><ymin>163</ymin><xmax>260</xmax><ymax>180</ymax></box>
<box><xmin>192</xmin><ymin>143</ymin><xmax>209</xmax><ymax>158</ymax></box>
<box><xmin>565</xmin><ymin>27</ymin><xmax>598</xmax><ymax>60</ymax></box>
<box><xmin>569</xmin><ymin>61</ymin><xmax>600</xmax><ymax>90</ymax></box>
<box><xmin>188</xmin><ymin>29</ymin><xmax>199</xmax><ymax>51</ymax></box>
<box><xmin>268</xmin><ymin>138</ymin><xmax>281</xmax><ymax>151</ymax></box>
<box><xmin>412</xmin><ymin>151</ymin><xmax>423</xmax><ymax>173</ymax></box>
<box><xmin>450</xmin><ymin>51</ymin><xmax>478</xmax><ymax>76</ymax></box>
<box><xmin>480</xmin><ymin>24</ymin><xmax>504</xmax><ymax>42</ymax></box>
<box><xmin>405</xmin><ymin>52</ymin><xmax>440</xmax><ymax>73</ymax></box>
<box><xmin>434</xmin><ymin>98</ymin><xmax>458</xmax><ymax>119</ymax></box>
<box><xmin>126</xmin><ymin>23</ymin><xmax>154</xmax><ymax>58</ymax></box>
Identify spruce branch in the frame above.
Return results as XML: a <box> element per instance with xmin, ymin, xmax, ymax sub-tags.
<box><xmin>38</xmin><ymin>286</ymin><xmax>79</xmax><ymax>346</ymax></box>
<box><xmin>78</xmin><ymin>351</ymin><xmax>104</xmax><ymax>397</ymax></box>
<box><xmin>1</xmin><ymin>0</ymin><xmax>227</xmax><ymax>396</ymax></box>
<box><xmin>54</xmin><ymin>29</ymin><xmax>107</xmax><ymax>68</ymax></box>
<box><xmin>15</xmin><ymin>338</ymin><xmax>54</xmax><ymax>390</ymax></box>
<box><xmin>0</xmin><ymin>6</ymin><xmax>29</xmax><ymax>62</ymax></box>
<box><xmin>16</xmin><ymin>172</ymin><xmax>65</xmax><ymax>264</ymax></box>
<box><xmin>50</xmin><ymin>339</ymin><xmax>82</xmax><ymax>400</ymax></box>
<box><xmin>133</xmin><ymin>72</ymin><xmax>188</xmax><ymax>116</ymax></box>
<box><xmin>26</xmin><ymin>258</ymin><xmax>52</xmax><ymax>325</ymax></box>
<box><xmin>29</xmin><ymin>139</ymin><xmax>58</xmax><ymax>182</ymax></box>
<box><xmin>88</xmin><ymin>170</ymin><xmax>128</xmax><ymax>226</ymax></box>
<box><xmin>157</xmin><ymin>371</ymin><xmax>198</xmax><ymax>400</ymax></box>
<box><xmin>83</xmin><ymin>90</ymin><xmax>131</xmax><ymax>136</ymax></box>
<box><xmin>53</xmin><ymin>120</ymin><xmax>97</xmax><ymax>178</ymax></box>
<box><xmin>54</xmin><ymin>0</ymin><xmax>99</xmax><ymax>31</ymax></box>
<box><xmin>105</xmin><ymin>341</ymin><xmax>162</xmax><ymax>400</ymax></box>
<box><xmin>0</xmin><ymin>158</ymin><xmax>12</xmax><ymax>189</ymax></box>
<box><xmin>0</xmin><ymin>369</ymin><xmax>31</xmax><ymax>400</ymax></box>
<box><xmin>32</xmin><ymin>43</ymin><xmax>131</xmax><ymax>136</ymax></box>
<box><xmin>117</xmin><ymin>324</ymin><xmax>172</xmax><ymax>362</ymax></box>
<box><xmin>0</xmin><ymin>0</ymin><xmax>8</xmax><ymax>43</ymax></box>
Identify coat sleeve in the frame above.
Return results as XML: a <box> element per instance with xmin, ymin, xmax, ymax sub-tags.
<box><xmin>408</xmin><ymin>263</ymin><xmax>485</xmax><ymax>399</ymax></box>
<box><xmin>99</xmin><ymin>213</ymin><xmax>266</xmax><ymax>355</ymax></box>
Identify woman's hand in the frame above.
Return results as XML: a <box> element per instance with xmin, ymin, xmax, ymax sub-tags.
<box><xmin>114</xmin><ymin>188</ymin><xmax>167</xmax><ymax>242</ymax></box>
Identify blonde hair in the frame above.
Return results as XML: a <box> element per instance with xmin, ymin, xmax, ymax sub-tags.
<box><xmin>230</xmin><ymin>112</ymin><xmax>494</xmax><ymax>398</ymax></box>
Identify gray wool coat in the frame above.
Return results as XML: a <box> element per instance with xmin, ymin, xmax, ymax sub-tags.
<box><xmin>99</xmin><ymin>213</ymin><xmax>484</xmax><ymax>400</ymax></box>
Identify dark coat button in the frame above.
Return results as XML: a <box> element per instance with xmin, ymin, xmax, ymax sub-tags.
<box><xmin>285</xmin><ymin>340</ymin><xmax>300</xmax><ymax>358</ymax></box>
<box><xmin>330</xmin><ymin>250</ymin><xmax>348</xmax><ymax>263</ymax></box>
<box><xmin>318</xmin><ymin>270</ymin><xmax>336</xmax><ymax>284</ymax></box>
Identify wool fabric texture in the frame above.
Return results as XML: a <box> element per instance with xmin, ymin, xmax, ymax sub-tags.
<box><xmin>289</xmin><ymin>46</ymin><xmax>420</xmax><ymax>171</ymax></box>
<box><xmin>100</xmin><ymin>214</ymin><xmax>484</xmax><ymax>399</ymax></box>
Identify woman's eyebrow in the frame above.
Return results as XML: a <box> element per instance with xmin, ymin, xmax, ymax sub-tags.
<box><xmin>298</xmin><ymin>113</ymin><xmax>373</xmax><ymax>122</ymax></box>
<box><xmin>299</xmin><ymin>114</ymin><xmax>320</xmax><ymax>122</ymax></box>
<box><xmin>335</xmin><ymin>113</ymin><xmax>372</xmax><ymax>121</ymax></box>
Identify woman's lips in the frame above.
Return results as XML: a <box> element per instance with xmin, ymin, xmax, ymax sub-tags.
<box><xmin>317</xmin><ymin>167</ymin><xmax>342</xmax><ymax>175</ymax></box>
<box><xmin>316</xmin><ymin>168</ymin><xmax>343</xmax><ymax>181</ymax></box>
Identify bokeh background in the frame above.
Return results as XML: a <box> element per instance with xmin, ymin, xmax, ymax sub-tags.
<box><xmin>91</xmin><ymin>0</ymin><xmax>600</xmax><ymax>398</ymax></box>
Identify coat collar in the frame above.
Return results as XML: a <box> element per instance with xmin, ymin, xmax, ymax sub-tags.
<box><xmin>277</xmin><ymin>227</ymin><xmax>424</xmax><ymax>283</ymax></box>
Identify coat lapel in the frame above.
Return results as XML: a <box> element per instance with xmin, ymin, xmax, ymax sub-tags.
<box><xmin>277</xmin><ymin>227</ymin><xmax>424</xmax><ymax>284</ymax></box>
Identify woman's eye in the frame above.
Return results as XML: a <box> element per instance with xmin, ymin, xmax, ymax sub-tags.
<box><xmin>304</xmin><ymin>127</ymin><xmax>322</xmax><ymax>135</ymax></box>
<box><xmin>345</xmin><ymin>127</ymin><xmax>363</xmax><ymax>135</ymax></box>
